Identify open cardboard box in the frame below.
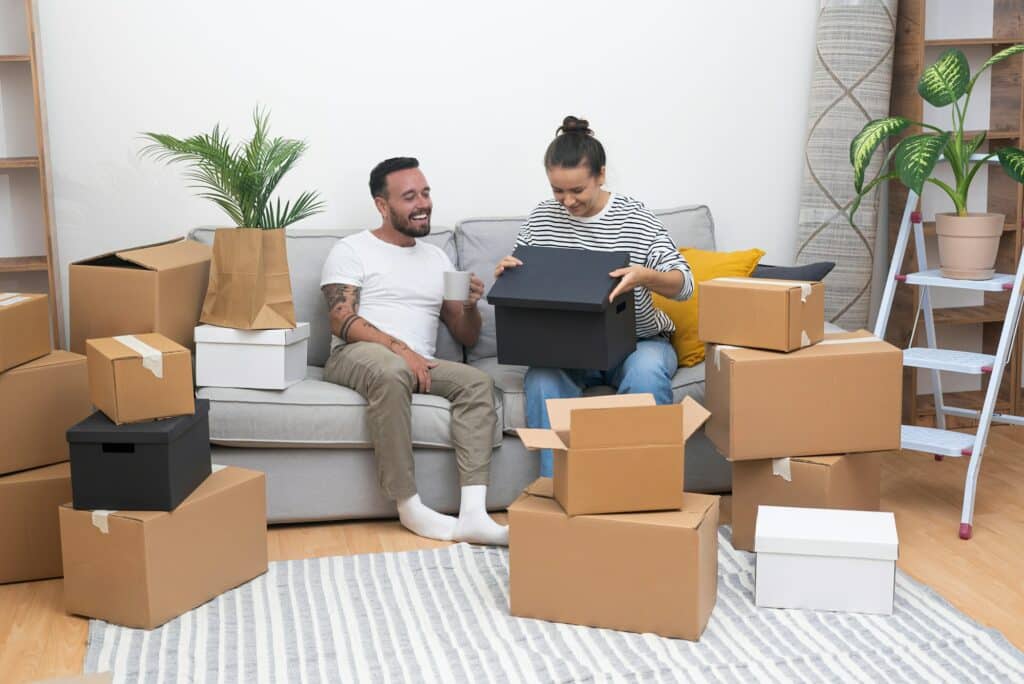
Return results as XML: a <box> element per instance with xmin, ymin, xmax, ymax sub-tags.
<box><xmin>516</xmin><ymin>394</ymin><xmax>710</xmax><ymax>516</ymax></box>
<box><xmin>70</xmin><ymin>239</ymin><xmax>211</xmax><ymax>353</ymax></box>
<box><xmin>509</xmin><ymin>477</ymin><xmax>719</xmax><ymax>641</ymax></box>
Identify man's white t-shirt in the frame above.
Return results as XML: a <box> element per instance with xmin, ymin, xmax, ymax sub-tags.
<box><xmin>319</xmin><ymin>230</ymin><xmax>454</xmax><ymax>359</ymax></box>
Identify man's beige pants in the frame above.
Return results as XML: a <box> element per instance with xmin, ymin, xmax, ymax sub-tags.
<box><xmin>324</xmin><ymin>342</ymin><xmax>496</xmax><ymax>501</ymax></box>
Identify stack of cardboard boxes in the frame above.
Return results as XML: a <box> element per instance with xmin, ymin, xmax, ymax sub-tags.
<box><xmin>0</xmin><ymin>293</ymin><xmax>92</xmax><ymax>585</ymax></box>
<box><xmin>699</xmin><ymin>278</ymin><xmax>902</xmax><ymax>552</ymax></box>
<box><xmin>57</xmin><ymin>333</ymin><xmax>269</xmax><ymax>629</ymax></box>
<box><xmin>510</xmin><ymin>394</ymin><xmax>719</xmax><ymax>641</ymax></box>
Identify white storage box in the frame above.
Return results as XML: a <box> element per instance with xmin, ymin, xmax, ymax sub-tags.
<box><xmin>195</xmin><ymin>322</ymin><xmax>310</xmax><ymax>390</ymax></box>
<box><xmin>754</xmin><ymin>505</ymin><xmax>899</xmax><ymax>616</ymax></box>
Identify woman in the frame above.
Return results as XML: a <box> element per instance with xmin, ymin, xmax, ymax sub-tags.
<box><xmin>494</xmin><ymin>115</ymin><xmax>694</xmax><ymax>477</ymax></box>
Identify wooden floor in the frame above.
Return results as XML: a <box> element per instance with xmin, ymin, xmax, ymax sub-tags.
<box><xmin>3</xmin><ymin>428</ymin><xmax>1023</xmax><ymax>682</ymax></box>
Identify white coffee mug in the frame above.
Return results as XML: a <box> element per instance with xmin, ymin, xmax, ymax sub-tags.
<box><xmin>444</xmin><ymin>271</ymin><xmax>472</xmax><ymax>301</ymax></box>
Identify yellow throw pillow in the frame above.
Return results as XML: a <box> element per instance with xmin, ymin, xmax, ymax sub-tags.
<box><xmin>653</xmin><ymin>247</ymin><xmax>766</xmax><ymax>367</ymax></box>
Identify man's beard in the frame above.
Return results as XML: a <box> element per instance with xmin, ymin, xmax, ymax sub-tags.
<box><xmin>390</xmin><ymin>206</ymin><xmax>431</xmax><ymax>238</ymax></box>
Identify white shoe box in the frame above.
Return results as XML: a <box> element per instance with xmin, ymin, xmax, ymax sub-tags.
<box><xmin>195</xmin><ymin>322</ymin><xmax>310</xmax><ymax>390</ymax></box>
<box><xmin>754</xmin><ymin>505</ymin><xmax>899</xmax><ymax>616</ymax></box>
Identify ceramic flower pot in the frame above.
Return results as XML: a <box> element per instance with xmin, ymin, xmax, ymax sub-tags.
<box><xmin>935</xmin><ymin>212</ymin><xmax>1004</xmax><ymax>280</ymax></box>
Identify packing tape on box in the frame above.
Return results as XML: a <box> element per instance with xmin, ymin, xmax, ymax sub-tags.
<box><xmin>91</xmin><ymin>510</ymin><xmax>116</xmax><ymax>534</ymax></box>
<box><xmin>713</xmin><ymin>344</ymin><xmax>739</xmax><ymax>370</ymax></box>
<box><xmin>801</xmin><ymin>331</ymin><xmax>811</xmax><ymax>347</ymax></box>
<box><xmin>819</xmin><ymin>335</ymin><xmax>882</xmax><ymax>346</ymax></box>
<box><xmin>212</xmin><ymin>463</ymin><xmax>226</xmax><ymax>473</ymax></box>
<box><xmin>771</xmin><ymin>457</ymin><xmax>793</xmax><ymax>482</ymax></box>
<box><xmin>113</xmin><ymin>334</ymin><xmax>164</xmax><ymax>379</ymax></box>
<box><xmin>0</xmin><ymin>294</ymin><xmax>29</xmax><ymax>307</ymax></box>
<box><xmin>711</xmin><ymin>277</ymin><xmax>813</xmax><ymax>303</ymax></box>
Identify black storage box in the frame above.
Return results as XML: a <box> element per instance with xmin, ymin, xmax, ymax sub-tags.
<box><xmin>486</xmin><ymin>245</ymin><xmax>636</xmax><ymax>370</ymax></box>
<box><xmin>67</xmin><ymin>399</ymin><xmax>212</xmax><ymax>511</ymax></box>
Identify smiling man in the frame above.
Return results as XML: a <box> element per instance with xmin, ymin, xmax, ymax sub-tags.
<box><xmin>319</xmin><ymin>157</ymin><xmax>507</xmax><ymax>545</ymax></box>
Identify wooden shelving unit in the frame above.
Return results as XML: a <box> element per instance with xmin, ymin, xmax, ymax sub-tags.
<box><xmin>0</xmin><ymin>0</ymin><xmax>61</xmax><ymax>345</ymax></box>
<box><xmin>887</xmin><ymin>1</ymin><xmax>1024</xmax><ymax>425</ymax></box>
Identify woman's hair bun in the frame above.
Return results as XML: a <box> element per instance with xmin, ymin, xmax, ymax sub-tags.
<box><xmin>557</xmin><ymin>115</ymin><xmax>593</xmax><ymax>136</ymax></box>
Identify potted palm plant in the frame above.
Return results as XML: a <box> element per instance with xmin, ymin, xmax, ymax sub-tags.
<box><xmin>141</xmin><ymin>107</ymin><xmax>324</xmax><ymax>329</ymax></box>
<box><xmin>850</xmin><ymin>45</ymin><xmax>1024</xmax><ymax>279</ymax></box>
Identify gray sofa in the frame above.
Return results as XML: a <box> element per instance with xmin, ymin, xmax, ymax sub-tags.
<box><xmin>190</xmin><ymin>204</ymin><xmax>731</xmax><ymax>524</ymax></box>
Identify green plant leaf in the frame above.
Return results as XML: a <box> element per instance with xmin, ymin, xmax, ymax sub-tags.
<box><xmin>998</xmin><ymin>147</ymin><xmax>1024</xmax><ymax>184</ymax></box>
<box><xmin>918</xmin><ymin>49</ymin><xmax>969</xmax><ymax>107</ymax></box>
<box><xmin>850</xmin><ymin>117</ymin><xmax>910</xmax><ymax>192</ymax></box>
<box><xmin>969</xmin><ymin>44</ymin><xmax>1024</xmax><ymax>92</ymax></box>
<box><xmin>966</xmin><ymin>131</ymin><xmax>987</xmax><ymax>158</ymax></box>
<box><xmin>895</xmin><ymin>132</ymin><xmax>951</xmax><ymax>195</ymax></box>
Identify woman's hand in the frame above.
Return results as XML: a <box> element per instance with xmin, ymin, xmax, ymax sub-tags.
<box><xmin>608</xmin><ymin>265</ymin><xmax>653</xmax><ymax>302</ymax></box>
<box><xmin>494</xmin><ymin>255</ymin><xmax>523</xmax><ymax>278</ymax></box>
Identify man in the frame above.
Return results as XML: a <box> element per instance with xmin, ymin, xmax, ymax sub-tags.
<box><xmin>320</xmin><ymin>157</ymin><xmax>507</xmax><ymax>545</ymax></box>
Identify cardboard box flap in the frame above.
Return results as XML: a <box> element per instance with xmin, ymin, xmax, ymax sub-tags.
<box><xmin>117</xmin><ymin>239</ymin><xmax>212</xmax><ymax>271</ymax></box>
<box><xmin>11</xmin><ymin>350</ymin><xmax>84</xmax><ymax>372</ymax></box>
<box><xmin>194</xmin><ymin>322</ymin><xmax>310</xmax><ymax>346</ymax></box>
<box><xmin>709</xmin><ymin>277</ymin><xmax>819</xmax><ymax>292</ymax></box>
<box><xmin>0</xmin><ymin>292</ymin><xmax>46</xmax><ymax>307</ymax></box>
<box><xmin>1</xmin><ymin>461</ymin><xmax>70</xmax><ymax>485</ymax></box>
<box><xmin>680</xmin><ymin>396</ymin><xmax>711</xmax><ymax>440</ymax></box>
<box><xmin>524</xmin><ymin>477</ymin><xmax>555</xmax><ymax>498</ymax></box>
<box><xmin>569</xmin><ymin>404</ymin><xmax>684</xmax><ymax>449</ymax></box>
<box><xmin>90</xmin><ymin>333</ymin><xmax>189</xmax><ymax>361</ymax></box>
<box><xmin>714</xmin><ymin>330</ymin><xmax>890</xmax><ymax>367</ymax></box>
<box><xmin>546</xmin><ymin>393</ymin><xmax>656</xmax><ymax>434</ymax></box>
<box><xmin>516</xmin><ymin>428</ymin><xmax>567</xmax><ymax>451</ymax></box>
<box><xmin>755</xmin><ymin>505</ymin><xmax>898</xmax><ymax>561</ymax></box>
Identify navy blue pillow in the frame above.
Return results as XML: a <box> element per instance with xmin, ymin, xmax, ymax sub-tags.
<box><xmin>752</xmin><ymin>262</ymin><xmax>835</xmax><ymax>282</ymax></box>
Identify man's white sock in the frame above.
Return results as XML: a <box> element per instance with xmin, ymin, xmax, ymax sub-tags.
<box><xmin>397</xmin><ymin>493</ymin><xmax>457</xmax><ymax>541</ymax></box>
<box><xmin>453</xmin><ymin>485</ymin><xmax>509</xmax><ymax>546</ymax></box>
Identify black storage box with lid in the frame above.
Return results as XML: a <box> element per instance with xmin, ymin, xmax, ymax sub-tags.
<box><xmin>486</xmin><ymin>245</ymin><xmax>636</xmax><ymax>370</ymax></box>
<box><xmin>67</xmin><ymin>399</ymin><xmax>211</xmax><ymax>510</ymax></box>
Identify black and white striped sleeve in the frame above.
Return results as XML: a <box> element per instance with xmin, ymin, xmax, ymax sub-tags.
<box><xmin>643</xmin><ymin>221</ymin><xmax>694</xmax><ymax>301</ymax></box>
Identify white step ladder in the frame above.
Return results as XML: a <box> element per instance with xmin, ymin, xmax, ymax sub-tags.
<box><xmin>874</xmin><ymin>157</ymin><xmax>1024</xmax><ymax>540</ymax></box>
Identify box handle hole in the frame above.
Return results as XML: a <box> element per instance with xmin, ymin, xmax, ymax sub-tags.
<box><xmin>616</xmin><ymin>301</ymin><xmax>626</xmax><ymax>314</ymax></box>
<box><xmin>102</xmin><ymin>443</ymin><xmax>135</xmax><ymax>454</ymax></box>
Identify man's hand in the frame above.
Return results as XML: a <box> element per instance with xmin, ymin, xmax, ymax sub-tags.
<box><xmin>494</xmin><ymin>255</ymin><xmax>523</xmax><ymax>278</ymax></box>
<box><xmin>608</xmin><ymin>265</ymin><xmax>652</xmax><ymax>302</ymax></box>
<box><xmin>398</xmin><ymin>345</ymin><xmax>439</xmax><ymax>392</ymax></box>
<box><xmin>466</xmin><ymin>273</ymin><xmax>485</xmax><ymax>308</ymax></box>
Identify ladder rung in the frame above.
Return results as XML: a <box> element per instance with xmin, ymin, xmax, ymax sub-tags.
<box><xmin>901</xmin><ymin>425</ymin><xmax>975</xmax><ymax>457</ymax></box>
<box><xmin>902</xmin><ymin>348</ymin><xmax>996</xmax><ymax>374</ymax></box>
<box><xmin>902</xmin><ymin>269</ymin><xmax>1015</xmax><ymax>292</ymax></box>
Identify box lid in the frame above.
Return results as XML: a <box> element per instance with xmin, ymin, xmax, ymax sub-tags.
<box><xmin>517</xmin><ymin>394</ymin><xmax>709</xmax><ymax>450</ymax></box>
<box><xmin>3</xmin><ymin>350</ymin><xmax>84</xmax><ymax>374</ymax></box>
<box><xmin>73</xmin><ymin>239</ymin><xmax>211</xmax><ymax>271</ymax></box>
<box><xmin>486</xmin><ymin>245</ymin><xmax>630</xmax><ymax>311</ymax></box>
<box><xmin>711</xmin><ymin>330</ymin><xmax>892</xmax><ymax>370</ymax></box>
<box><xmin>706</xmin><ymin>277</ymin><xmax>818</xmax><ymax>298</ymax></box>
<box><xmin>754</xmin><ymin>505</ymin><xmax>899</xmax><ymax>561</ymax></box>
<box><xmin>67</xmin><ymin>399</ymin><xmax>208</xmax><ymax>444</ymax></box>
<box><xmin>194</xmin><ymin>322</ymin><xmax>310</xmax><ymax>345</ymax></box>
<box><xmin>0</xmin><ymin>292</ymin><xmax>46</xmax><ymax>309</ymax></box>
<box><xmin>0</xmin><ymin>461</ymin><xmax>70</xmax><ymax>486</ymax></box>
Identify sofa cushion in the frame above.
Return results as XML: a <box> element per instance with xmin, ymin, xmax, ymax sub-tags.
<box><xmin>197</xmin><ymin>366</ymin><xmax>503</xmax><ymax>449</ymax></box>
<box><xmin>188</xmin><ymin>227</ymin><xmax>463</xmax><ymax>365</ymax></box>
<box><xmin>470</xmin><ymin>356</ymin><xmax>707</xmax><ymax>432</ymax></box>
<box><xmin>458</xmin><ymin>204</ymin><xmax>716</xmax><ymax>362</ymax></box>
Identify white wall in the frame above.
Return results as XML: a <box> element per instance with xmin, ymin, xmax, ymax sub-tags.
<box><xmin>34</xmin><ymin>1</ymin><xmax>819</xmax><ymax>338</ymax></box>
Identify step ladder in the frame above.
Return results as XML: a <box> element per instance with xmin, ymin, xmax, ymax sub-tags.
<box><xmin>874</xmin><ymin>156</ymin><xmax>1024</xmax><ymax>540</ymax></box>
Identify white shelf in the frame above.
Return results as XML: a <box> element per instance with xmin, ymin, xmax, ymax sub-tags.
<box><xmin>901</xmin><ymin>425</ymin><xmax>975</xmax><ymax>457</ymax></box>
<box><xmin>903</xmin><ymin>348</ymin><xmax>996</xmax><ymax>374</ymax></box>
<box><xmin>904</xmin><ymin>269</ymin><xmax>1014</xmax><ymax>292</ymax></box>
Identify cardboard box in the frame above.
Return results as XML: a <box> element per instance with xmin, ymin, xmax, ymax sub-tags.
<box><xmin>86</xmin><ymin>333</ymin><xmax>195</xmax><ymax>425</ymax></box>
<box><xmin>0</xmin><ymin>292</ymin><xmax>51</xmax><ymax>372</ymax></box>
<box><xmin>755</xmin><ymin>505</ymin><xmax>898</xmax><ymax>615</ymax></box>
<box><xmin>68</xmin><ymin>400</ymin><xmax>211</xmax><ymax>510</ymax></box>
<box><xmin>0</xmin><ymin>462</ymin><xmax>71</xmax><ymax>584</ymax></box>
<box><xmin>0</xmin><ymin>351</ymin><xmax>92</xmax><ymax>476</ymax></box>
<box><xmin>730</xmin><ymin>453</ymin><xmax>881</xmax><ymax>551</ymax></box>
<box><xmin>698</xmin><ymin>277</ymin><xmax>825</xmax><ymax>352</ymax></box>
<box><xmin>509</xmin><ymin>478</ymin><xmax>719</xmax><ymax>641</ymax></box>
<box><xmin>69</xmin><ymin>239</ymin><xmax>211</xmax><ymax>353</ymax></box>
<box><xmin>705</xmin><ymin>330</ymin><xmax>901</xmax><ymax>461</ymax></box>
<box><xmin>486</xmin><ymin>245</ymin><xmax>635</xmax><ymax>370</ymax></box>
<box><xmin>60</xmin><ymin>465</ymin><xmax>267</xmax><ymax>629</ymax></box>
<box><xmin>195</xmin><ymin>322</ymin><xmax>310</xmax><ymax>389</ymax></box>
<box><xmin>516</xmin><ymin>394</ymin><xmax>710</xmax><ymax>516</ymax></box>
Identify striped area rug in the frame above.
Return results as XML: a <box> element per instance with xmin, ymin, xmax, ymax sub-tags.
<box><xmin>85</xmin><ymin>529</ymin><xmax>1024</xmax><ymax>682</ymax></box>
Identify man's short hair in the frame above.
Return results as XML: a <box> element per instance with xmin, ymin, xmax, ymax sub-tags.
<box><xmin>369</xmin><ymin>157</ymin><xmax>420</xmax><ymax>199</ymax></box>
